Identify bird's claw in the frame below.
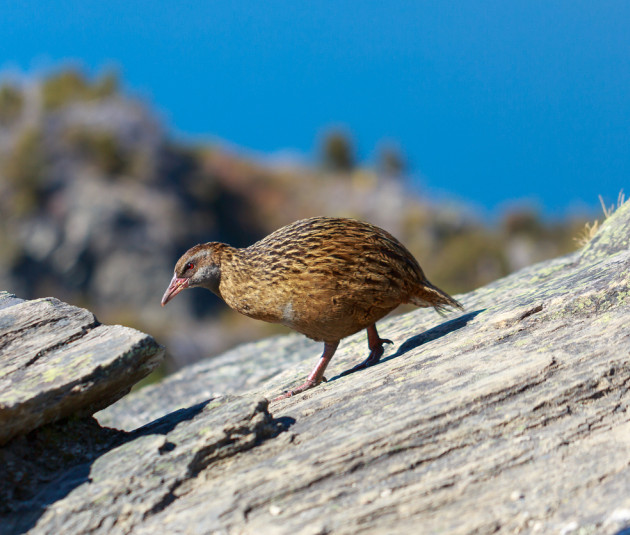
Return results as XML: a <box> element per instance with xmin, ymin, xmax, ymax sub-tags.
<box><xmin>273</xmin><ymin>376</ymin><xmax>326</xmax><ymax>402</ymax></box>
<box><xmin>340</xmin><ymin>337</ymin><xmax>394</xmax><ymax>377</ymax></box>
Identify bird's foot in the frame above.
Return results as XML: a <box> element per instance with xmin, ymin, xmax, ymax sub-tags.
<box><xmin>340</xmin><ymin>338</ymin><xmax>394</xmax><ymax>377</ymax></box>
<box><xmin>273</xmin><ymin>377</ymin><xmax>327</xmax><ymax>402</ymax></box>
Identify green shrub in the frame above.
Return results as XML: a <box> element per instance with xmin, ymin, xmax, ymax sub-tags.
<box><xmin>41</xmin><ymin>69</ymin><xmax>118</xmax><ymax>111</ymax></box>
<box><xmin>321</xmin><ymin>130</ymin><xmax>355</xmax><ymax>172</ymax></box>
<box><xmin>379</xmin><ymin>145</ymin><xmax>406</xmax><ymax>176</ymax></box>
<box><xmin>2</xmin><ymin>128</ymin><xmax>45</xmax><ymax>214</ymax></box>
<box><xmin>0</xmin><ymin>84</ymin><xmax>24</xmax><ymax>126</ymax></box>
<box><xmin>65</xmin><ymin>128</ymin><xmax>129</xmax><ymax>175</ymax></box>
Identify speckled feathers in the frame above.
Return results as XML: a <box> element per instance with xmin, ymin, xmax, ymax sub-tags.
<box><xmin>169</xmin><ymin>217</ymin><xmax>461</xmax><ymax>343</ymax></box>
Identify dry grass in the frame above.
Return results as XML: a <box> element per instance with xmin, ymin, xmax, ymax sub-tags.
<box><xmin>574</xmin><ymin>190</ymin><xmax>626</xmax><ymax>247</ymax></box>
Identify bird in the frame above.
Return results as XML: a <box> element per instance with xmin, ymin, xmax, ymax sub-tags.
<box><xmin>161</xmin><ymin>216</ymin><xmax>462</xmax><ymax>401</ymax></box>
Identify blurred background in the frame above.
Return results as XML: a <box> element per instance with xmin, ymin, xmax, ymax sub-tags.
<box><xmin>0</xmin><ymin>2</ymin><xmax>628</xmax><ymax>375</ymax></box>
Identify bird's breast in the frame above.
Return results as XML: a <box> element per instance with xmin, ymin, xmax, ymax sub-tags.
<box><xmin>281</xmin><ymin>301</ymin><xmax>296</xmax><ymax>324</ymax></box>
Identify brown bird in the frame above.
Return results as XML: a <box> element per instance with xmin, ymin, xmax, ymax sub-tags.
<box><xmin>161</xmin><ymin>217</ymin><xmax>462</xmax><ymax>401</ymax></box>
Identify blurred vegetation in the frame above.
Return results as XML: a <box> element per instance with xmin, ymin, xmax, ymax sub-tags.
<box><xmin>41</xmin><ymin>69</ymin><xmax>118</xmax><ymax>110</ymax></box>
<box><xmin>0</xmin><ymin>66</ymin><xmax>594</xmax><ymax>372</ymax></box>
<box><xmin>378</xmin><ymin>144</ymin><xmax>406</xmax><ymax>177</ymax></box>
<box><xmin>63</xmin><ymin>127</ymin><xmax>130</xmax><ymax>176</ymax></box>
<box><xmin>2</xmin><ymin>128</ymin><xmax>46</xmax><ymax>215</ymax></box>
<box><xmin>0</xmin><ymin>84</ymin><xmax>24</xmax><ymax>126</ymax></box>
<box><xmin>321</xmin><ymin>129</ymin><xmax>355</xmax><ymax>172</ymax></box>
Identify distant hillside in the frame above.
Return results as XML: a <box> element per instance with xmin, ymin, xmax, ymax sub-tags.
<box><xmin>0</xmin><ymin>68</ymin><xmax>587</xmax><ymax>370</ymax></box>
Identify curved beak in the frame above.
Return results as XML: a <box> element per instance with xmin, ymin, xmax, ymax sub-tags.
<box><xmin>161</xmin><ymin>275</ymin><xmax>189</xmax><ymax>306</ymax></box>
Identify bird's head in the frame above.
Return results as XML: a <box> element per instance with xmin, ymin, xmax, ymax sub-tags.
<box><xmin>161</xmin><ymin>243</ymin><xmax>224</xmax><ymax>306</ymax></box>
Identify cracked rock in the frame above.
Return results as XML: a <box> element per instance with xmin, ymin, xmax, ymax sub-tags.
<box><xmin>0</xmin><ymin>295</ymin><xmax>164</xmax><ymax>445</ymax></box>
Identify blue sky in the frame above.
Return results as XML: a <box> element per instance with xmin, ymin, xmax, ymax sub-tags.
<box><xmin>2</xmin><ymin>1</ymin><xmax>629</xmax><ymax>216</ymax></box>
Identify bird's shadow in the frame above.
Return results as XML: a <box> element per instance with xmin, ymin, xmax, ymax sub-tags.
<box><xmin>330</xmin><ymin>309</ymin><xmax>484</xmax><ymax>381</ymax></box>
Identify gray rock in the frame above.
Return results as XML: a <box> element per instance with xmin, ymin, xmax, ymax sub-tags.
<box><xmin>0</xmin><ymin>297</ymin><xmax>164</xmax><ymax>446</ymax></box>
<box><xmin>97</xmin><ymin>333</ymin><xmax>319</xmax><ymax>430</ymax></box>
<box><xmin>2</xmin><ymin>202</ymin><xmax>630</xmax><ymax>534</ymax></box>
<box><xmin>0</xmin><ymin>292</ymin><xmax>24</xmax><ymax>311</ymax></box>
<box><xmin>2</xmin><ymin>397</ymin><xmax>280</xmax><ymax>535</ymax></box>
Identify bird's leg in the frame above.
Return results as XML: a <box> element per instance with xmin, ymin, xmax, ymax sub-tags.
<box><xmin>340</xmin><ymin>324</ymin><xmax>393</xmax><ymax>377</ymax></box>
<box><xmin>273</xmin><ymin>341</ymin><xmax>339</xmax><ymax>401</ymax></box>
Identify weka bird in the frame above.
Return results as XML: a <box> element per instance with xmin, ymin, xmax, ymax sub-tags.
<box><xmin>161</xmin><ymin>217</ymin><xmax>462</xmax><ymax>401</ymax></box>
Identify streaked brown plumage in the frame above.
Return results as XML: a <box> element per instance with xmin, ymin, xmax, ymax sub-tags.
<box><xmin>161</xmin><ymin>216</ymin><xmax>462</xmax><ymax>400</ymax></box>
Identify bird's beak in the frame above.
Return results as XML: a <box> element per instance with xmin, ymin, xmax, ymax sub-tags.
<box><xmin>161</xmin><ymin>275</ymin><xmax>189</xmax><ymax>306</ymax></box>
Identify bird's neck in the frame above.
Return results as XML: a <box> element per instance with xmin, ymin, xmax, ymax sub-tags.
<box><xmin>214</xmin><ymin>246</ymin><xmax>253</xmax><ymax>298</ymax></box>
<box><xmin>217</xmin><ymin>246</ymin><xmax>279</xmax><ymax>321</ymax></box>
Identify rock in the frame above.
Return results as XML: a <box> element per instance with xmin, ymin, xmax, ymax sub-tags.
<box><xmin>97</xmin><ymin>333</ymin><xmax>319</xmax><ymax>431</ymax></box>
<box><xmin>0</xmin><ymin>295</ymin><xmax>164</xmax><ymax>446</ymax></box>
<box><xmin>0</xmin><ymin>292</ymin><xmax>24</xmax><ymax>310</ymax></box>
<box><xmin>0</xmin><ymin>417</ymin><xmax>124</xmax><ymax>521</ymax></box>
<box><xmin>2</xmin><ymin>397</ymin><xmax>281</xmax><ymax>535</ymax></box>
<box><xmin>1</xmin><ymin>202</ymin><xmax>630</xmax><ymax>534</ymax></box>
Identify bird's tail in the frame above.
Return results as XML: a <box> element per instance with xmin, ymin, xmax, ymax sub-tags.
<box><xmin>409</xmin><ymin>281</ymin><xmax>463</xmax><ymax>315</ymax></box>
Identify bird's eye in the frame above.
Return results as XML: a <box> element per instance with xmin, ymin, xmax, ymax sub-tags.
<box><xmin>184</xmin><ymin>262</ymin><xmax>194</xmax><ymax>271</ymax></box>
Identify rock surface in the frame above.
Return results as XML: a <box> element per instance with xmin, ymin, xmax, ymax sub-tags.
<box><xmin>0</xmin><ymin>295</ymin><xmax>164</xmax><ymax>445</ymax></box>
<box><xmin>1</xmin><ymin>202</ymin><xmax>630</xmax><ymax>535</ymax></box>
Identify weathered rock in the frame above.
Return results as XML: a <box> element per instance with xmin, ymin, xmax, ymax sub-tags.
<box><xmin>0</xmin><ymin>295</ymin><xmax>164</xmax><ymax>445</ymax></box>
<box><xmin>0</xmin><ymin>417</ymin><xmax>125</xmax><ymax>520</ymax></box>
<box><xmin>97</xmin><ymin>333</ymin><xmax>319</xmax><ymax>431</ymax></box>
<box><xmin>2</xmin><ymin>202</ymin><xmax>630</xmax><ymax>535</ymax></box>
<box><xmin>2</xmin><ymin>397</ymin><xmax>282</xmax><ymax>535</ymax></box>
<box><xmin>0</xmin><ymin>292</ymin><xmax>24</xmax><ymax>311</ymax></box>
